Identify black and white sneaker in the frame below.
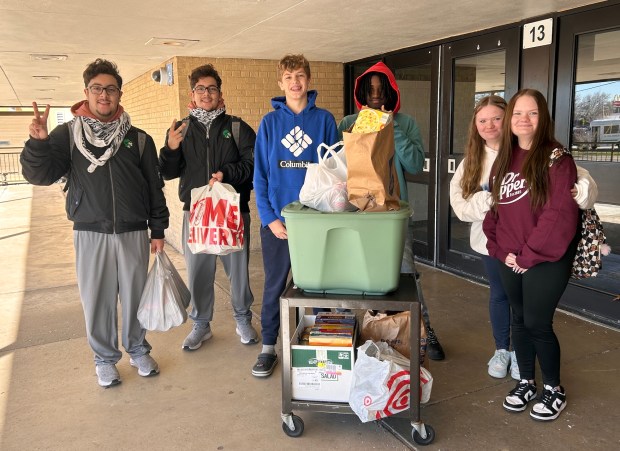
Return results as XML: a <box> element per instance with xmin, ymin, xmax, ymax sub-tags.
<box><xmin>530</xmin><ymin>385</ymin><xmax>566</xmax><ymax>421</ymax></box>
<box><xmin>503</xmin><ymin>379</ymin><xmax>537</xmax><ymax>412</ymax></box>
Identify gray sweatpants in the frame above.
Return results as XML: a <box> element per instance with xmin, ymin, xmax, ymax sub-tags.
<box><xmin>182</xmin><ymin>211</ymin><xmax>254</xmax><ymax>326</ymax></box>
<box><xmin>74</xmin><ymin>230</ymin><xmax>151</xmax><ymax>365</ymax></box>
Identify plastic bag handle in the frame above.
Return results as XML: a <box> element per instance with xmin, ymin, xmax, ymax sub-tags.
<box><xmin>317</xmin><ymin>141</ymin><xmax>345</xmax><ymax>165</ymax></box>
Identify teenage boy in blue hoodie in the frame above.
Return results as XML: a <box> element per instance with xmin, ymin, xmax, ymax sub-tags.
<box><xmin>338</xmin><ymin>61</ymin><xmax>445</xmax><ymax>360</ymax></box>
<box><xmin>252</xmin><ymin>54</ymin><xmax>338</xmax><ymax>377</ymax></box>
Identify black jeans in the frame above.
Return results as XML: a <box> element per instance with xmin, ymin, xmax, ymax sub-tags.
<box><xmin>497</xmin><ymin>236</ymin><xmax>577</xmax><ymax>387</ymax></box>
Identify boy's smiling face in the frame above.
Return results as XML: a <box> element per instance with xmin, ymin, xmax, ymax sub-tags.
<box><xmin>278</xmin><ymin>67</ymin><xmax>310</xmax><ymax>101</ymax></box>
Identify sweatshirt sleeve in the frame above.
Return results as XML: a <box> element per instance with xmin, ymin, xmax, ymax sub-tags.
<box><xmin>220</xmin><ymin>120</ymin><xmax>255</xmax><ymax>186</ymax></box>
<box><xmin>20</xmin><ymin>124</ymin><xmax>71</xmax><ymax>185</ymax></box>
<box><xmin>450</xmin><ymin>160</ymin><xmax>492</xmax><ymax>222</ymax></box>
<box><xmin>516</xmin><ymin>156</ymin><xmax>579</xmax><ymax>268</ymax></box>
<box><xmin>158</xmin><ymin>121</ymin><xmax>185</xmax><ymax>180</ymax></box>
<box><xmin>573</xmin><ymin>165</ymin><xmax>598</xmax><ymax>209</ymax></box>
<box><xmin>393</xmin><ymin>115</ymin><xmax>425</xmax><ymax>175</ymax></box>
<box><xmin>253</xmin><ymin>118</ymin><xmax>277</xmax><ymax>226</ymax></box>
<box><xmin>337</xmin><ymin>115</ymin><xmax>356</xmax><ymax>140</ymax></box>
<box><xmin>483</xmin><ymin>209</ymin><xmax>507</xmax><ymax>263</ymax></box>
<box><xmin>141</xmin><ymin>134</ymin><xmax>169</xmax><ymax>238</ymax></box>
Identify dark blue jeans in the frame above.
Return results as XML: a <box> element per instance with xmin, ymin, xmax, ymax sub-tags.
<box><xmin>482</xmin><ymin>255</ymin><xmax>511</xmax><ymax>351</ymax></box>
<box><xmin>259</xmin><ymin>226</ymin><xmax>291</xmax><ymax>346</ymax></box>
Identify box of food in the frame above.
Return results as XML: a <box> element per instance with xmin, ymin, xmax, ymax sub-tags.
<box><xmin>282</xmin><ymin>201</ymin><xmax>412</xmax><ymax>295</ymax></box>
<box><xmin>291</xmin><ymin>315</ymin><xmax>356</xmax><ymax>403</ymax></box>
<box><xmin>351</xmin><ymin>108</ymin><xmax>393</xmax><ymax>133</ymax></box>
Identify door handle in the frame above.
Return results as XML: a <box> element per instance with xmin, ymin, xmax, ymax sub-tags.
<box><xmin>448</xmin><ymin>159</ymin><xmax>456</xmax><ymax>174</ymax></box>
<box><xmin>423</xmin><ymin>158</ymin><xmax>430</xmax><ymax>172</ymax></box>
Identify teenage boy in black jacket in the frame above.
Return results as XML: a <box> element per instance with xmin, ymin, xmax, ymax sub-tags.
<box><xmin>159</xmin><ymin>64</ymin><xmax>258</xmax><ymax>351</ymax></box>
<box><xmin>21</xmin><ymin>58</ymin><xmax>169</xmax><ymax>388</ymax></box>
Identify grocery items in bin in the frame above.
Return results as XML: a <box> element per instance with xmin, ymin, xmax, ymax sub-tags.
<box><xmin>360</xmin><ymin>310</ymin><xmax>427</xmax><ymax>366</ymax></box>
<box><xmin>291</xmin><ymin>315</ymin><xmax>356</xmax><ymax>403</ymax></box>
<box><xmin>187</xmin><ymin>182</ymin><xmax>244</xmax><ymax>255</ymax></box>
<box><xmin>343</xmin><ymin>108</ymin><xmax>400</xmax><ymax>212</ymax></box>
<box><xmin>299</xmin><ymin>142</ymin><xmax>357</xmax><ymax>213</ymax></box>
<box><xmin>282</xmin><ymin>201</ymin><xmax>412</xmax><ymax>295</ymax></box>
<box><xmin>138</xmin><ymin>250</ymin><xmax>191</xmax><ymax>332</ymax></box>
<box><xmin>349</xmin><ymin>340</ymin><xmax>433</xmax><ymax>423</ymax></box>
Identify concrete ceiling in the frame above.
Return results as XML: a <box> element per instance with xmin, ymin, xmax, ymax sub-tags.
<box><xmin>0</xmin><ymin>0</ymin><xmax>605</xmax><ymax>107</ymax></box>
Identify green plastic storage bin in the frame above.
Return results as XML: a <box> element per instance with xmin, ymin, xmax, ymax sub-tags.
<box><xmin>281</xmin><ymin>201</ymin><xmax>412</xmax><ymax>295</ymax></box>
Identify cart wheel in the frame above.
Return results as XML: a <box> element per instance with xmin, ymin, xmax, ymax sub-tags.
<box><xmin>412</xmin><ymin>424</ymin><xmax>435</xmax><ymax>445</ymax></box>
<box><xmin>282</xmin><ymin>414</ymin><xmax>304</xmax><ymax>437</ymax></box>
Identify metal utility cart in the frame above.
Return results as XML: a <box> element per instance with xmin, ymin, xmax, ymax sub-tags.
<box><xmin>279</xmin><ymin>274</ymin><xmax>435</xmax><ymax>447</ymax></box>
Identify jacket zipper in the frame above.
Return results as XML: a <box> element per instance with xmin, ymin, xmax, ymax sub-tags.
<box><xmin>205</xmin><ymin>128</ymin><xmax>211</xmax><ymax>184</ymax></box>
<box><xmin>108</xmin><ymin>160</ymin><xmax>116</xmax><ymax>233</ymax></box>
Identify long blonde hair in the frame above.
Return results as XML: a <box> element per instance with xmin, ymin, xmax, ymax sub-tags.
<box><xmin>460</xmin><ymin>95</ymin><xmax>507</xmax><ymax>199</ymax></box>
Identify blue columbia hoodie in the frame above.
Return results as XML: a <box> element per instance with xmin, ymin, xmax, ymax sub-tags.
<box><xmin>254</xmin><ymin>90</ymin><xmax>338</xmax><ymax>226</ymax></box>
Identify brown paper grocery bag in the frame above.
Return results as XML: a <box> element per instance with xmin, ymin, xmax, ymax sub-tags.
<box><xmin>343</xmin><ymin>120</ymin><xmax>400</xmax><ymax>211</ymax></box>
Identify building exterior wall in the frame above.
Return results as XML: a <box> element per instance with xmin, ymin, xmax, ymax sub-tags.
<box><xmin>122</xmin><ymin>56</ymin><xmax>344</xmax><ymax>252</ymax></box>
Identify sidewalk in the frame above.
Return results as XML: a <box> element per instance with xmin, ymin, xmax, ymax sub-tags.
<box><xmin>1</xmin><ymin>184</ymin><xmax>618</xmax><ymax>450</ymax></box>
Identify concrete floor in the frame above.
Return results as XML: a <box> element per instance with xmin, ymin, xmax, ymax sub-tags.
<box><xmin>0</xmin><ymin>184</ymin><xmax>619</xmax><ymax>451</ymax></box>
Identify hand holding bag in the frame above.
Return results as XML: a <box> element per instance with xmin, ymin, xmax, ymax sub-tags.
<box><xmin>299</xmin><ymin>141</ymin><xmax>356</xmax><ymax>212</ymax></box>
<box><xmin>138</xmin><ymin>250</ymin><xmax>191</xmax><ymax>332</ymax></box>
<box><xmin>187</xmin><ymin>182</ymin><xmax>244</xmax><ymax>255</ymax></box>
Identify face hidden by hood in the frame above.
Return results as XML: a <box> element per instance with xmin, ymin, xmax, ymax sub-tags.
<box><xmin>353</xmin><ymin>61</ymin><xmax>401</xmax><ymax>113</ymax></box>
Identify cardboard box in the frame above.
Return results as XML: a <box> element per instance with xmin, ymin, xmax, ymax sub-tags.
<box><xmin>282</xmin><ymin>201</ymin><xmax>412</xmax><ymax>295</ymax></box>
<box><xmin>290</xmin><ymin>315</ymin><xmax>356</xmax><ymax>403</ymax></box>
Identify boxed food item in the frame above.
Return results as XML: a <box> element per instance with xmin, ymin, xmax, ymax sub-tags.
<box><xmin>351</xmin><ymin>108</ymin><xmax>393</xmax><ymax>133</ymax></box>
<box><xmin>282</xmin><ymin>201</ymin><xmax>412</xmax><ymax>295</ymax></box>
<box><xmin>291</xmin><ymin>315</ymin><xmax>357</xmax><ymax>403</ymax></box>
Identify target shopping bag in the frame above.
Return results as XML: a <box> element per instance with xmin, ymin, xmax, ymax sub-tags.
<box><xmin>187</xmin><ymin>182</ymin><xmax>244</xmax><ymax>255</ymax></box>
<box><xmin>349</xmin><ymin>340</ymin><xmax>433</xmax><ymax>423</ymax></box>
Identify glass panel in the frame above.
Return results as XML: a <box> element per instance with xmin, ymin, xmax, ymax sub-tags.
<box><xmin>449</xmin><ymin>51</ymin><xmax>506</xmax><ymax>254</ymax></box>
<box><xmin>570</xmin><ymin>28</ymin><xmax>620</xmax><ymax>295</ymax></box>
<box><xmin>395</xmin><ymin>65</ymin><xmax>433</xmax><ymax>247</ymax></box>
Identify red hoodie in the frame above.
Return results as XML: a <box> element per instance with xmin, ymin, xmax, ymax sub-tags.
<box><xmin>354</xmin><ymin>62</ymin><xmax>401</xmax><ymax>113</ymax></box>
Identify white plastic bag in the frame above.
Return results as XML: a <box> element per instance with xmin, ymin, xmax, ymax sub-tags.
<box><xmin>187</xmin><ymin>182</ymin><xmax>244</xmax><ymax>255</ymax></box>
<box><xmin>349</xmin><ymin>340</ymin><xmax>433</xmax><ymax>423</ymax></box>
<box><xmin>299</xmin><ymin>142</ymin><xmax>357</xmax><ymax>212</ymax></box>
<box><xmin>138</xmin><ymin>250</ymin><xmax>191</xmax><ymax>332</ymax></box>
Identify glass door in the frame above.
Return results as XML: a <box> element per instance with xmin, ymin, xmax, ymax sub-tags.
<box><xmin>555</xmin><ymin>3</ymin><xmax>620</xmax><ymax>327</ymax></box>
<box><xmin>437</xmin><ymin>30</ymin><xmax>519</xmax><ymax>278</ymax></box>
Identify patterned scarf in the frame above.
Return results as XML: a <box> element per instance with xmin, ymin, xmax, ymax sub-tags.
<box><xmin>70</xmin><ymin>102</ymin><xmax>131</xmax><ymax>173</ymax></box>
<box><xmin>189</xmin><ymin>107</ymin><xmax>225</xmax><ymax>138</ymax></box>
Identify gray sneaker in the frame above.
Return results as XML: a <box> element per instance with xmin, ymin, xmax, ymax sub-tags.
<box><xmin>96</xmin><ymin>363</ymin><xmax>121</xmax><ymax>388</ymax></box>
<box><xmin>129</xmin><ymin>354</ymin><xmax>160</xmax><ymax>377</ymax></box>
<box><xmin>236</xmin><ymin>322</ymin><xmax>259</xmax><ymax>345</ymax></box>
<box><xmin>182</xmin><ymin>324</ymin><xmax>213</xmax><ymax>351</ymax></box>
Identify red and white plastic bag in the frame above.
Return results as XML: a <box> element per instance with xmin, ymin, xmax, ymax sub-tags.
<box><xmin>349</xmin><ymin>340</ymin><xmax>433</xmax><ymax>423</ymax></box>
<box><xmin>187</xmin><ymin>182</ymin><xmax>244</xmax><ymax>255</ymax></box>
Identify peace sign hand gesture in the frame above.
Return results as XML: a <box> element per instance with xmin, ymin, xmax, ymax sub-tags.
<box><xmin>29</xmin><ymin>102</ymin><xmax>50</xmax><ymax>140</ymax></box>
<box><xmin>167</xmin><ymin>119</ymin><xmax>187</xmax><ymax>151</ymax></box>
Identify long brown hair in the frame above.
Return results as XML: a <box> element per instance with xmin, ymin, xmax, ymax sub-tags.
<box><xmin>490</xmin><ymin>89</ymin><xmax>561</xmax><ymax>209</ymax></box>
<box><xmin>460</xmin><ymin>95</ymin><xmax>507</xmax><ymax>198</ymax></box>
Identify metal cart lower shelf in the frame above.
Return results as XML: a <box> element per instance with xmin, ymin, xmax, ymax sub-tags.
<box><xmin>280</xmin><ymin>274</ymin><xmax>435</xmax><ymax>446</ymax></box>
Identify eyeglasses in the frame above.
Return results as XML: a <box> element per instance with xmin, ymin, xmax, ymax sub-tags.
<box><xmin>87</xmin><ymin>85</ymin><xmax>120</xmax><ymax>96</ymax></box>
<box><xmin>193</xmin><ymin>85</ymin><xmax>220</xmax><ymax>95</ymax></box>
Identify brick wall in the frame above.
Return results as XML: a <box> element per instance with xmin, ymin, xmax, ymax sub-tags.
<box><xmin>122</xmin><ymin>56</ymin><xmax>344</xmax><ymax>252</ymax></box>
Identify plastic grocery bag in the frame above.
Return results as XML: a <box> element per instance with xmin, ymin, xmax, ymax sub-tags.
<box><xmin>187</xmin><ymin>182</ymin><xmax>244</xmax><ymax>255</ymax></box>
<box><xmin>349</xmin><ymin>340</ymin><xmax>433</xmax><ymax>423</ymax></box>
<box><xmin>299</xmin><ymin>142</ymin><xmax>357</xmax><ymax>212</ymax></box>
<box><xmin>138</xmin><ymin>250</ymin><xmax>191</xmax><ymax>332</ymax></box>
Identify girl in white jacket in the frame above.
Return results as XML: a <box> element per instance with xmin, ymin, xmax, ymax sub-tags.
<box><xmin>449</xmin><ymin>95</ymin><xmax>597</xmax><ymax>380</ymax></box>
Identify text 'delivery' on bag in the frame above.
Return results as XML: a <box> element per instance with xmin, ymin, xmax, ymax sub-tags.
<box><xmin>187</xmin><ymin>182</ymin><xmax>244</xmax><ymax>255</ymax></box>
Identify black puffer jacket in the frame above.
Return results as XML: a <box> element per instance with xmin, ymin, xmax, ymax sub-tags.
<box><xmin>21</xmin><ymin>122</ymin><xmax>169</xmax><ymax>238</ymax></box>
<box><xmin>158</xmin><ymin>114</ymin><xmax>255</xmax><ymax>212</ymax></box>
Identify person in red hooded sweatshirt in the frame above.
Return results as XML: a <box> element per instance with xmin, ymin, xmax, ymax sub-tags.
<box><xmin>338</xmin><ymin>61</ymin><xmax>445</xmax><ymax>360</ymax></box>
<box><xmin>20</xmin><ymin>59</ymin><xmax>169</xmax><ymax>388</ymax></box>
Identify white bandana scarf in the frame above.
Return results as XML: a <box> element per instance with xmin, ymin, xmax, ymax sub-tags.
<box><xmin>189</xmin><ymin>107</ymin><xmax>225</xmax><ymax>138</ymax></box>
<box><xmin>71</xmin><ymin>112</ymin><xmax>131</xmax><ymax>173</ymax></box>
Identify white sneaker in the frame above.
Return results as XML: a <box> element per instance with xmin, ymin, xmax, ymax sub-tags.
<box><xmin>488</xmin><ymin>349</ymin><xmax>510</xmax><ymax>378</ymax></box>
<box><xmin>510</xmin><ymin>351</ymin><xmax>521</xmax><ymax>380</ymax></box>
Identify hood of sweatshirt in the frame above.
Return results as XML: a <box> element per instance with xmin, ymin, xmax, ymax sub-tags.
<box><xmin>70</xmin><ymin>100</ymin><xmax>125</xmax><ymax>122</ymax></box>
<box><xmin>270</xmin><ymin>90</ymin><xmax>318</xmax><ymax>114</ymax></box>
<box><xmin>353</xmin><ymin>61</ymin><xmax>401</xmax><ymax>113</ymax></box>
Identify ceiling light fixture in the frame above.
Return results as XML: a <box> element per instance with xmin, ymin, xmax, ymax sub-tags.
<box><xmin>145</xmin><ymin>37</ymin><xmax>199</xmax><ymax>47</ymax></box>
<box><xmin>30</xmin><ymin>54</ymin><xmax>68</xmax><ymax>61</ymax></box>
<box><xmin>32</xmin><ymin>76</ymin><xmax>60</xmax><ymax>80</ymax></box>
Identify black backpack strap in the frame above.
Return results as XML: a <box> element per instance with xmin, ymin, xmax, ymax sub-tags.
<box><xmin>138</xmin><ymin>132</ymin><xmax>146</xmax><ymax>159</ymax></box>
<box><xmin>231</xmin><ymin>116</ymin><xmax>240</xmax><ymax>149</ymax></box>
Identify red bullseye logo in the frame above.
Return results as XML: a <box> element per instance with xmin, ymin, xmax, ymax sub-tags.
<box><xmin>363</xmin><ymin>395</ymin><xmax>372</xmax><ymax>406</ymax></box>
<box><xmin>375</xmin><ymin>370</ymin><xmax>410</xmax><ymax>420</ymax></box>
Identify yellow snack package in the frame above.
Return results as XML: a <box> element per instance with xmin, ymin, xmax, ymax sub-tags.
<box><xmin>351</xmin><ymin>108</ymin><xmax>393</xmax><ymax>133</ymax></box>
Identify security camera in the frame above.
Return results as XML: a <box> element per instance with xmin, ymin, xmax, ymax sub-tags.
<box><xmin>151</xmin><ymin>70</ymin><xmax>161</xmax><ymax>83</ymax></box>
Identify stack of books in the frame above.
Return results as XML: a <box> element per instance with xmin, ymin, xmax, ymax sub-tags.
<box><xmin>307</xmin><ymin>312</ymin><xmax>356</xmax><ymax>347</ymax></box>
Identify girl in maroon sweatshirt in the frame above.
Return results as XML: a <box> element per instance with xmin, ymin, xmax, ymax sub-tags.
<box><xmin>483</xmin><ymin>89</ymin><xmax>578</xmax><ymax>422</ymax></box>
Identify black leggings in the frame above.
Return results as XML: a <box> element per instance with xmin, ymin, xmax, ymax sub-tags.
<box><xmin>497</xmin><ymin>237</ymin><xmax>577</xmax><ymax>387</ymax></box>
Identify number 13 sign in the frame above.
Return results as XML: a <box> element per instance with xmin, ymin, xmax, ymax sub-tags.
<box><xmin>523</xmin><ymin>18</ymin><xmax>553</xmax><ymax>49</ymax></box>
